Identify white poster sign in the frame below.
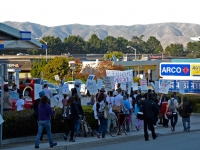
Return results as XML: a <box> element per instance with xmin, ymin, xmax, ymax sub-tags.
<box><xmin>140</xmin><ymin>79</ymin><xmax>148</xmax><ymax>91</ymax></box>
<box><xmin>179</xmin><ymin>82</ymin><xmax>185</xmax><ymax>95</ymax></box>
<box><xmin>54</xmin><ymin>75</ymin><xmax>59</xmax><ymax>81</ymax></box>
<box><xmin>0</xmin><ymin>114</ymin><xmax>4</xmax><ymax>125</ymax></box>
<box><xmin>159</xmin><ymin>80</ymin><xmax>170</xmax><ymax>94</ymax></box>
<box><xmin>106</xmin><ymin>70</ymin><xmax>133</xmax><ymax>83</ymax></box>
<box><xmin>132</xmin><ymin>82</ymin><xmax>138</xmax><ymax>91</ymax></box>
<box><xmin>97</xmin><ymin>78</ymin><xmax>103</xmax><ymax>90</ymax></box>
<box><xmin>34</xmin><ymin>84</ymin><xmax>43</xmax><ymax>100</ymax></box>
<box><xmin>120</xmin><ymin>83</ymin><xmax>126</xmax><ymax>91</ymax></box>
<box><xmin>62</xmin><ymin>84</ymin><xmax>69</xmax><ymax>94</ymax></box>
<box><xmin>54</xmin><ymin>94</ymin><xmax>64</xmax><ymax>102</ymax></box>
<box><xmin>103</xmin><ymin>76</ymin><xmax>112</xmax><ymax>91</ymax></box>
<box><xmin>87</xmin><ymin>80</ymin><xmax>98</xmax><ymax>94</ymax></box>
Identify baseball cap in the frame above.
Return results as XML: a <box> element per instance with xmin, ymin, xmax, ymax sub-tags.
<box><xmin>39</xmin><ymin>91</ymin><xmax>45</xmax><ymax>98</ymax></box>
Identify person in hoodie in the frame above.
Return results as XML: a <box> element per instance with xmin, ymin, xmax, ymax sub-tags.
<box><xmin>138</xmin><ymin>93</ymin><xmax>159</xmax><ymax>141</ymax></box>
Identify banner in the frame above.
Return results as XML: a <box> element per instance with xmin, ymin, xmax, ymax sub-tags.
<box><xmin>140</xmin><ymin>79</ymin><xmax>148</xmax><ymax>91</ymax></box>
<box><xmin>103</xmin><ymin>76</ymin><xmax>112</xmax><ymax>91</ymax></box>
<box><xmin>132</xmin><ymin>82</ymin><xmax>138</xmax><ymax>91</ymax></box>
<box><xmin>106</xmin><ymin>70</ymin><xmax>133</xmax><ymax>83</ymax></box>
<box><xmin>159</xmin><ymin>80</ymin><xmax>170</xmax><ymax>94</ymax></box>
<box><xmin>87</xmin><ymin>80</ymin><xmax>98</xmax><ymax>94</ymax></box>
<box><xmin>179</xmin><ymin>82</ymin><xmax>185</xmax><ymax>95</ymax></box>
<box><xmin>150</xmin><ymin>81</ymin><xmax>159</xmax><ymax>93</ymax></box>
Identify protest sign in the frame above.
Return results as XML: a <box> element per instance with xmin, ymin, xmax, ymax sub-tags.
<box><xmin>34</xmin><ymin>84</ymin><xmax>42</xmax><ymax>100</ymax></box>
<box><xmin>155</xmin><ymin>81</ymin><xmax>159</xmax><ymax>93</ymax></box>
<box><xmin>62</xmin><ymin>83</ymin><xmax>69</xmax><ymax>94</ymax></box>
<box><xmin>120</xmin><ymin>82</ymin><xmax>126</xmax><ymax>91</ymax></box>
<box><xmin>86</xmin><ymin>74</ymin><xmax>95</xmax><ymax>86</ymax></box>
<box><xmin>179</xmin><ymin>82</ymin><xmax>185</xmax><ymax>95</ymax></box>
<box><xmin>103</xmin><ymin>76</ymin><xmax>112</xmax><ymax>91</ymax></box>
<box><xmin>132</xmin><ymin>82</ymin><xmax>138</xmax><ymax>91</ymax></box>
<box><xmin>97</xmin><ymin>78</ymin><xmax>103</xmax><ymax>90</ymax></box>
<box><xmin>0</xmin><ymin>114</ymin><xmax>4</xmax><ymax>125</ymax></box>
<box><xmin>87</xmin><ymin>80</ymin><xmax>98</xmax><ymax>94</ymax></box>
<box><xmin>140</xmin><ymin>79</ymin><xmax>148</xmax><ymax>91</ymax></box>
<box><xmin>127</xmin><ymin>82</ymin><xmax>132</xmax><ymax>95</ymax></box>
<box><xmin>106</xmin><ymin>70</ymin><xmax>133</xmax><ymax>83</ymax></box>
<box><xmin>159</xmin><ymin>80</ymin><xmax>170</xmax><ymax>94</ymax></box>
<box><xmin>54</xmin><ymin>75</ymin><xmax>59</xmax><ymax>81</ymax></box>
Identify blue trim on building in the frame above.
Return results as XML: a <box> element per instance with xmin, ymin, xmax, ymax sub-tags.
<box><xmin>0</xmin><ymin>44</ymin><xmax>4</xmax><ymax>50</ymax></box>
<box><xmin>20</xmin><ymin>31</ymin><xmax>31</xmax><ymax>33</ymax></box>
<box><xmin>20</xmin><ymin>38</ymin><xmax>31</xmax><ymax>40</ymax></box>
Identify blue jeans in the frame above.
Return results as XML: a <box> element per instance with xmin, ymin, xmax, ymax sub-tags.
<box><xmin>170</xmin><ymin>112</ymin><xmax>178</xmax><ymax>129</ymax></box>
<box><xmin>75</xmin><ymin>116</ymin><xmax>82</xmax><ymax>136</ymax></box>
<box><xmin>98</xmin><ymin>114</ymin><xmax>107</xmax><ymax>138</ymax></box>
<box><xmin>182</xmin><ymin>117</ymin><xmax>190</xmax><ymax>131</ymax></box>
<box><xmin>35</xmin><ymin>120</ymin><xmax>54</xmax><ymax>147</ymax></box>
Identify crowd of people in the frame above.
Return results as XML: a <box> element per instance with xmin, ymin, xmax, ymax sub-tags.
<box><xmin>0</xmin><ymin>82</ymin><xmax>193</xmax><ymax>148</ymax></box>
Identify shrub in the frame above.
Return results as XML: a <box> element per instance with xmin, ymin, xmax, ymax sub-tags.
<box><xmin>2</xmin><ymin>106</ymin><xmax>96</xmax><ymax>139</ymax></box>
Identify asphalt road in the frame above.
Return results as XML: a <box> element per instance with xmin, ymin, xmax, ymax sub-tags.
<box><xmin>81</xmin><ymin>131</ymin><xmax>200</xmax><ymax>150</ymax></box>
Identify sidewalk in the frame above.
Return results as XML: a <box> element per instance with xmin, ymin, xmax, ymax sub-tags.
<box><xmin>1</xmin><ymin>114</ymin><xmax>200</xmax><ymax>150</ymax></box>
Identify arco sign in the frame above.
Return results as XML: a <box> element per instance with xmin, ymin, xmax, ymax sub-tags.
<box><xmin>160</xmin><ymin>63</ymin><xmax>200</xmax><ymax>79</ymax></box>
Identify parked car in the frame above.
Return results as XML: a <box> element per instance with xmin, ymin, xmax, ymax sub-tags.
<box><xmin>0</xmin><ymin>91</ymin><xmax>33</xmax><ymax>110</ymax></box>
<box><xmin>64</xmin><ymin>81</ymin><xmax>86</xmax><ymax>95</ymax></box>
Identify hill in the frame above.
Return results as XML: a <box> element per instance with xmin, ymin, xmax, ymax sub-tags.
<box><xmin>3</xmin><ymin>21</ymin><xmax>200</xmax><ymax>48</ymax></box>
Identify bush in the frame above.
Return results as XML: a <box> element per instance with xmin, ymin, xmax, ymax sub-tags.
<box><xmin>2</xmin><ymin>106</ymin><xmax>96</xmax><ymax>139</ymax></box>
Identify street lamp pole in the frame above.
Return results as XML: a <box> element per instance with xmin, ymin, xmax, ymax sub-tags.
<box><xmin>35</xmin><ymin>38</ymin><xmax>48</xmax><ymax>62</ymax></box>
<box><xmin>127</xmin><ymin>46</ymin><xmax>136</xmax><ymax>61</ymax></box>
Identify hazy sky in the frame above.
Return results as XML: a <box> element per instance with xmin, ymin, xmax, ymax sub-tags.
<box><xmin>1</xmin><ymin>0</ymin><xmax>200</xmax><ymax>27</ymax></box>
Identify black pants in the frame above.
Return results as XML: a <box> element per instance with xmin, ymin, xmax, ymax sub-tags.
<box><xmin>65</xmin><ymin>119</ymin><xmax>76</xmax><ymax>139</ymax></box>
<box><xmin>170</xmin><ymin>112</ymin><xmax>178</xmax><ymax>129</ymax></box>
<box><xmin>144</xmin><ymin>118</ymin><xmax>156</xmax><ymax>140</ymax></box>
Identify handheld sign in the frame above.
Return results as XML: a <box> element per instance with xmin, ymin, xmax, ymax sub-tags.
<box><xmin>159</xmin><ymin>79</ymin><xmax>170</xmax><ymax>94</ymax></box>
<box><xmin>140</xmin><ymin>79</ymin><xmax>148</xmax><ymax>91</ymax></box>
<box><xmin>87</xmin><ymin>80</ymin><xmax>98</xmax><ymax>94</ymax></box>
<box><xmin>103</xmin><ymin>76</ymin><xmax>112</xmax><ymax>91</ymax></box>
<box><xmin>132</xmin><ymin>82</ymin><xmax>138</xmax><ymax>91</ymax></box>
<box><xmin>54</xmin><ymin>75</ymin><xmax>59</xmax><ymax>81</ymax></box>
<box><xmin>62</xmin><ymin>84</ymin><xmax>69</xmax><ymax>94</ymax></box>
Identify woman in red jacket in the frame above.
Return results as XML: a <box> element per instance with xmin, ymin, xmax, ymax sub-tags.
<box><xmin>160</xmin><ymin>96</ymin><xmax>169</xmax><ymax>128</ymax></box>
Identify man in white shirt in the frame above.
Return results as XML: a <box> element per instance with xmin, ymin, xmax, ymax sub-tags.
<box><xmin>43</xmin><ymin>84</ymin><xmax>52</xmax><ymax>104</ymax></box>
<box><xmin>15</xmin><ymin>95</ymin><xmax>24</xmax><ymax>111</ymax></box>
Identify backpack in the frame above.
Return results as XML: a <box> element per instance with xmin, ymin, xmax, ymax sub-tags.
<box><xmin>169</xmin><ymin>98</ymin><xmax>176</xmax><ymax>112</ymax></box>
<box><xmin>186</xmin><ymin>102</ymin><xmax>193</xmax><ymax>114</ymax></box>
<box><xmin>62</xmin><ymin>105</ymin><xmax>71</xmax><ymax>120</ymax></box>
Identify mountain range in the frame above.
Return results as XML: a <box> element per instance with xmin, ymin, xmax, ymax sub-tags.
<box><xmin>3</xmin><ymin>21</ymin><xmax>200</xmax><ymax>48</ymax></box>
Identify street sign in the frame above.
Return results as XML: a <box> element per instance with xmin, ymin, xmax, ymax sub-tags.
<box><xmin>166</xmin><ymin>80</ymin><xmax>200</xmax><ymax>94</ymax></box>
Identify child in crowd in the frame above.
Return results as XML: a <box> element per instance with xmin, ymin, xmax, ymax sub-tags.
<box><xmin>15</xmin><ymin>94</ymin><xmax>24</xmax><ymax>111</ymax></box>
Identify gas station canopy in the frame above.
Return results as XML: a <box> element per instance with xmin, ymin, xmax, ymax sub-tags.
<box><xmin>0</xmin><ymin>23</ymin><xmax>46</xmax><ymax>50</ymax></box>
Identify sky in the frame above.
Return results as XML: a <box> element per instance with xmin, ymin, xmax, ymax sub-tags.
<box><xmin>1</xmin><ymin>0</ymin><xmax>200</xmax><ymax>27</ymax></box>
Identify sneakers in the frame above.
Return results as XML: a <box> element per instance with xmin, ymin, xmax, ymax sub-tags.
<box><xmin>153</xmin><ymin>134</ymin><xmax>158</xmax><ymax>140</ymax></box>
<box><xmin>97</xmin><ymin>133</ymin><xmax>100</xmax><ymax>138</ymax></box>
<box><xmin>171</xmin><ymin>126</ymin><xmax>174</xmax><ymax>132</ymax></box>
<box><xmin>69</xmin><ymin>138</ymin><xmax>75</xmax><ymax>142</ymax></box>
<box><xmin>63</xmin><ymin>135</ymin><xmax>67</xmax><ymax>140</ymax></box>
<box><xmin>35</xmin><ymin>146</ymin><xmax>39</xmax><ymax>149</ymax></box>
<box><xmin>50</xmin><ymin>143</ymin><xmax>57</xmax><ymax>148</ymax></box>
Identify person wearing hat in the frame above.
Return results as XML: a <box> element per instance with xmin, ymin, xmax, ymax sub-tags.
<box><xmin>33</xmin><ymin>91</ymin><xmax>46</xmax><ymax>143</ymax></box>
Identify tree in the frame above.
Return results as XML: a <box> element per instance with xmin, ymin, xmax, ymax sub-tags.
<box><xmin>30</xmin><ymin>58</ymin><xmax>47</xmax><ymax>78</ymax></box>
<box><xmin>43</xmin><ymin>57</ymin><xmax>70</xmax><ymax>81</ymax></box>
<box><xmin>130</xmin><ymin>35</ymin><xmax>146</xmax><ymax>54</ymax></box>
<box><xmin>87</xmin><ymin>34</ymin><xmax>103</xmax><ymax>54</ymax></box>
<box><xmin>146</xmin><ymin>36</ymin><xmax>163</xmax><ymax>54</ymax></box>
<box><xmin>103</xmin><ymin>51</ymin><xmax>123</xmax><ymax>60</ymax></box>
<box><xmin>95</xmin><ymin>60</ymin><xmax>124</xmax><ymax>79</ymax></box>
<box><xmin>103</xmin><ymin>36</ymin><xmax>118</xmax><ymax>53</ymax></box>
<box><xmin>73</xmin><ymin>58</ymin><xmax>83</xmax><ymax>79</ymax></box>
<box><xmin>165</xmin><ymin>43</ymin><xmax>184</xmax><ymax>56</ymax></box>
<box><xmin>64</xmin><ymin>35</ymin><xmax>87</xmax><ymax>54</ymax></box>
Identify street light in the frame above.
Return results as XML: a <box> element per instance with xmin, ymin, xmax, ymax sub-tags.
<box><xmin>127</xmin><ymin>46</ymin><xmax>136</xmax><ymax>61</ymax></box>
<box><xmin>35</xmin><ymin>38</ymin><xmax>48</xmax><ymax>62</ymax></box>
